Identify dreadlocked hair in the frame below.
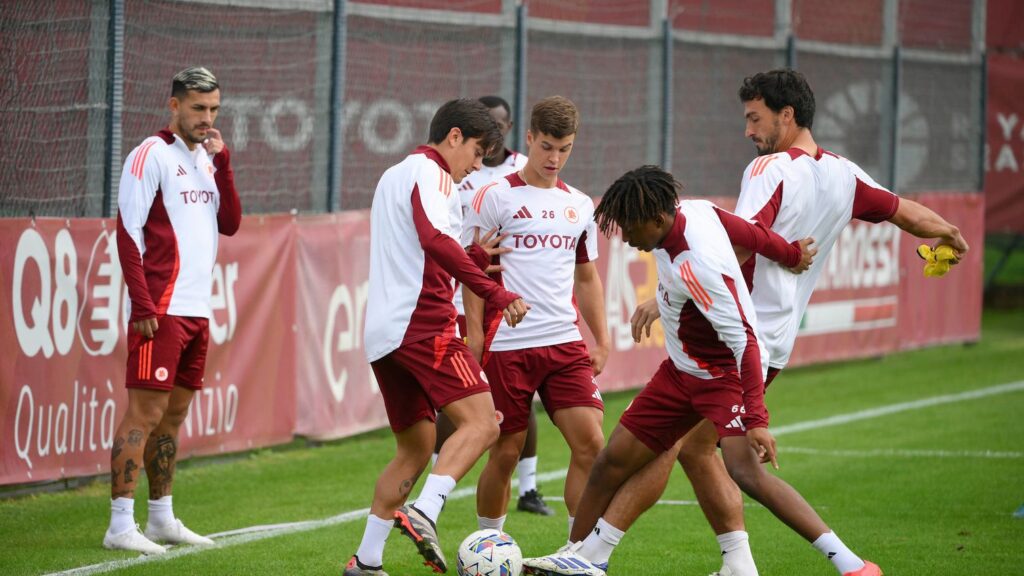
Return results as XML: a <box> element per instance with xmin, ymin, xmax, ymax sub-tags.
<box><xmin>594</xmin><ymin>165</ymin><xmax>681</xmax><ymax>236</ymax></box>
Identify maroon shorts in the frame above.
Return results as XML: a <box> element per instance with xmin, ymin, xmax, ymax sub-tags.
<box><xmin>619</xmin><ymin>358</ymin><xmax>750</xmax><ymax>454</ymax></box>
<box><xmin>371</xmin><ymin>335</ymin><xmax>490</xmax><ymax>432</ymax></box>
<box><xmin>484</xmin><ymin>340</ymin><xmax>603</xmax><ymax>434</ymax></box>
<box><xmin>126</xmin><ymin>315</ymin><xmax>209</xmax><ymax>391</ymax></box>
<box><xmin>765</xmin><ymin>367</ymin><xmax>781</xmax><ymax>388</ymax></box>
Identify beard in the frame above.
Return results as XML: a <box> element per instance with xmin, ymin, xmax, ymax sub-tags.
<box><xmin>755</xmin><ymin>119</ymin><xmax>782</xmax><ymax>156</ymax></box>
<box><xmin>178</xmin><ymin>119</ymin><xmax>209</xmax><ymax>145</ymax></box>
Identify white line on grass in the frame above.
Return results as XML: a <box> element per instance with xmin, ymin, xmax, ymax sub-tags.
<box><xmin>770</xmin><ymin>380</ymin><xmax>1024</xmax><ymax>437</ymax></box>
<box><xmin>778</xmin><ymin>446</ymin><xmax>1024</xmax><ymax>459</ymax></box>
<box><xmin>46</xmin><ymin>379</ymin><xmax>1024</xmax><ymax>576</ymax></box>
<box><xmin>45</xmin><ymin>470</ymin><xmax>570</xmax><ymax>576</ymax></box>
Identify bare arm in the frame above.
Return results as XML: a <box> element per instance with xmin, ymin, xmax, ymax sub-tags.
<box><xmin>463</xmin><ymin>286</ymin><xmax>486</xmax><ymax>363</ymax></box>
<box><xmin>574</xmin><ymin>261</ymin><xmax>611</xmax><ymax>375</ymax></box>
<box><xmin>888</xmin><ymin>198</ymin><xmax>969</xmax><ymax>260</ymax></box>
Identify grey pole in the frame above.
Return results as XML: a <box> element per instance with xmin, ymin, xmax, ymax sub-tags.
<box><xmin>327</xmin><ymin>0</ymin><xmax>348</xmax><ymax>212</ymax></box>
<box><xmin>513</xmin><ymin>1</ymin><xmax>528</xmax><ymax>151</ymax></box>
<box><xmin>103</xmin><ymin>0</ymin><xmax>125</xmax><ymax>218</ymax></box>
<box><xmin>661</xmin><ymin>16</ymin><xmax>673</xmax><ymax>170</ymax></box>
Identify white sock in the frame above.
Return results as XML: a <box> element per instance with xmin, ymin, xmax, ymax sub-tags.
<box><xmin>430</xmin><ymin>453</ymin><xmax>438</xmax><ymax>468</ymax></box>
<box><xmin>109</xmin><ymin>497</ymin><xmax>136</xmax><ymax>535</ymax></box>
<box><xmin>355</xmin><ymin>514</ymin><xmax>393</xmax><ymax>567</ymax></box>
<box><xmin>577</xmin><ymin>518</ymin><xmax>624</xmax><ymax>565</ymax></box>
<box><xmin>717</xmin><ymin>531</ymin><xmax>759</xmax><ymax>576</ymax></box>
<box><xmin>414</xmin><ymin>474</ymin><xmax>456</xmax><ymax>524</ymax></box>
<box><xmin>478</xmin><ymin>515</ymin><xmax>506</xmax><ymax>532</ymax></box>
<box><xmin>147</xmin><ymin>495</ymin><xmax>174</xmax><ymax>527</ymax></box>
<box><xmin>517</xmin><ymin>456</ymin><xmax>538</xmax><ymax>496</ymax></box>
<box><xmin>812</xmin><ymin>531</ymin><xmax>864</xmax><ymax>574</ymax></box>
<box><xmin>567</xmin><ymin>515</ymin><xmax>575</xmax><ymax>540</ymax></box>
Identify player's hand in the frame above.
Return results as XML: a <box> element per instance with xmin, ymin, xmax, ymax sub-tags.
<box><xmin>502</xmin><ymin>298</ymin><xmax>530</xmax><ymax>328</ymax></box>
<box><xmin>589</xmin><ymin>342</ymin><xmax>609</xmax><ymax>376</ymax></box>
<box><xmin>746</xmin><ymin>427</ymin><xmax>778</xmax><ymax>469</ymax></box>
<box><xmin>630</xmin><ymin>298</ymin><xmax>661</xmax><ymax>343</ymax></box>
<box><xmin>475</xmin><ymin>227</ymin><xmax>511</xmax><ymax>274</ymax></box>
<box><xmin>939</xmin><ymin>231</ymin><xmax>969</xmax><ymax>264</ymax></box>
<box><xmin>203</xmin><ymin>127</ymin><xmax>225</xmax><ymax>156</ymax></box>
<box><xmin>789</xmin><ymin>237</ymin><xmax>817</xmax><ymax>274</ymax></box>
<box><xmin>131</xmin><ymin>317</ymin><xmax>159</xmax><ymax>339</ymax></box>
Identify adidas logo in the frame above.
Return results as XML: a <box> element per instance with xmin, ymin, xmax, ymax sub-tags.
<box><xmin>513</xmin><ymin>205</ymin><xmax>533</xmax><ymax>219</ymax></box>
<box><xmin>176</xmin><ymin>165</ymin><xmax>187</xmax><ymax>176</ymax></box>
<box><xmin>724</xmin><ymin>416</ymin><xmax>746</xmax><ymax>431</ymax></box>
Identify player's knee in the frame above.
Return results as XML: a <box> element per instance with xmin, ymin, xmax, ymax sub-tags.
<box><xmin>490</xmin><ymin>437</ymin><xmax>521</xmax><ymax>471</ymax></box>
<box><xmin>124</xmin><ymin>403</ymin><xmax>165</xmax><ymax>431</ymax></box>
<box><xmin>477</xmin><ymin>418</ymin><xmax>500</xmax><ymax>449</ymax></box>
<box><xmin>725</xmin><ymin>461</ymin><xmax>764</xmax><ymax>496</ymax></box>
<box><xmin>571</xmin><ymin>431</ymin><xmax>605</xmax><ymax>463</ymax></box>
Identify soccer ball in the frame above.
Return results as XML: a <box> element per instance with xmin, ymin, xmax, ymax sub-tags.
<box><xmin>456</xmin><ymin>529</ymin><xmax>523</xmax><ymax>576</ymax></box>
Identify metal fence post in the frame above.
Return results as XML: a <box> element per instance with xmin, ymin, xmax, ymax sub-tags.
<box><xmin>661</xmin><ymin>16</ymin><xmax>672</xmax><ymax>171</ymax></box>
<box><xmin>513</xmin><ymin>1</ymin><xmax>528</xmax><ymax>152</ymax></box>
<box><xmin>889</xmin><ymin>45</ymin><xmax>902</xmax><ymax>193</ymax></box>
<box><xmin>327</xmin><ymin>0</ymin><xmax>348</xmax><ymax>212</ymax></box>
<box><xmin>973</xmin><ymin>0</ymin><xmax>987</xmax><ymax>192</ymax></box>
<box><xmin>103</xmin><ymin>0</ymin><xmax>125</xmax><ymax>218</ymax></box>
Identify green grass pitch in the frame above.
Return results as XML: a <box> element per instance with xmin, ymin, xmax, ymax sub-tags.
<box><xmin>2</xmin><ymin>310</ymin><xmax>1022</xmax><ymax>575</ymax></box>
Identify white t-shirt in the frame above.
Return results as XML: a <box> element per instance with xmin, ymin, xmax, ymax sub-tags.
<box><xmin>452</xmin><ymin>150</ymin><xmax>527</xmax><ymax>316</ymax></box>
<box><xmin>654</xmin><ymin>200</ymin><xmax>769</xmax><ymax>429</ymax></box>
<box><xmin>116</xmin><ymin>130</ymin><xmax>230</xmax><ymax>321</ymax></box>
<box><xmin>463</xmin><ymin>171</ymin><xmax>598</xmax><ymax>352</ymax></box>
<box><xmin>734</xmin><ymin>148</ymin><xmax>899</xmax><ymax>369</ymax></box>
<box><xmin>364</xmin><ymin>146</ymin><xmax>516</xmax><ymax>362</ymax></box>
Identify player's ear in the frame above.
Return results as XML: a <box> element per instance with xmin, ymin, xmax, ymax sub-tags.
<box><xmin>782</xmin><ymin>105</ymin><xmax>794</xmax><ymax>125</ymax></box>
<box><xmin>448</xmin><ymin>127</ymin><xmax>464</xmax><ymax>147</ymax></box>
<box><xmin>168</xmin><ymin>96</ymin><xmax>179</xmax><ymax>115</ymax></box>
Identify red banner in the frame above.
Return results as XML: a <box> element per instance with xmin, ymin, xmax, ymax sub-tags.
<box><xmin>0</xmin><ymin>217</ymin><xmax>296</xmax><ymax>485</ymax></box>
<box><xmin>292</xmin><ymin>212</ymin><xmax>389</xmax><ymax>440</ymax></box>
<box><xmin>0</xmin><ymin>193</ymin><xmax>983</xmax><ymax>483</ymax></box>
<box><xmin>986</xmin><ymin>54</ymin><xmax>1024</xmax><ymax>233</ymax></box>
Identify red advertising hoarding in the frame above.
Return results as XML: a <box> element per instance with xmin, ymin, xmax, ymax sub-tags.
<box><xmin>1</xmin><ymin>217</ymin><xmax>296</xmax><ymax>485</ymax></box>
<box><xmin>986</xmin><ymin>53</ymin><xmax>1024</xmax><ymax>233</ymax></box>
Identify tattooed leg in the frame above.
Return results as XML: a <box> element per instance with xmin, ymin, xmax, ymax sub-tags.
<box><xmin>144</xmin><ymin>434</ymin><xmax>177</xmax><ymax>500</ymax></box>
<box><xmin>369</xmin><ymin>419</ymin><xmax>434</xmax><ymax>518</ymax></box>
<box><xmin>109</xmin><ymin>389</ymin><xmax>170</xmax><ymax>499</ymax></box>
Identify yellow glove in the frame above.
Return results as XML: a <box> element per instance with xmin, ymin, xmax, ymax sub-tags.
<box><xmin>916</xmin><ymin>244</ymin><xmax>958</xmax><ymax>277</ymax></box>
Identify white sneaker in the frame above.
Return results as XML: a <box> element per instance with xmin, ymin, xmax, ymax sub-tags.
<box><xmin>522</xmin><ymin>542</ymin><xmax>607</xmax><ymax>576</ymax></box>
<box><xmin>145</xmin><ymin>518</ymin><xmax>215</xmax><ymax>546</ymax></box>
<box><xmin>103</xmin><ymin>524</ymin><xmax>167</xmax><ymax>555</ymax></box>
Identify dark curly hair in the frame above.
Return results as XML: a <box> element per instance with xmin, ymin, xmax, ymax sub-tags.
<box><xmin>594</xmin><ymin>165</ymin><xmax>680</xmax><ymax>236</ymax></box>
<box><xmin>738</xmin><ymin>68</ymin><xmax>816</xmax><ymax>129</ymax></box>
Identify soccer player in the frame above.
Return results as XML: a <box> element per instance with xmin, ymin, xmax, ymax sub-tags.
<box><xmin>532</xmin><ymin>69</ymin><xmax>968</xmax><ymax>576</ymax></box>
<box><xmin>105</xmin><ymin>66</ymin><xmax>240</xmax><ymax>554</ymax></box>
<box><xmin>345</xmin><ymin>98</ymin><xmax>530</xmax><ymax>576</ymax></box>
<box><xmin>463</xmin><ymin>96</ymin><xmax>610</xmax><ymax>538</ymax></box>
<box><xmin>434</xmin><ymin>95</ymin><xmax>553</xmax><ymax>517</ymax></box>
<box><xmin>523</xmin><ymin>166</ymin><xmax>818</xmax><ymax>576</ymax></box>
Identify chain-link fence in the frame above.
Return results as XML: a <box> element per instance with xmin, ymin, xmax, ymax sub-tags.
<box><xmin>0</xmin><ymin>0</ymin><xmax>985</xmax><ymax>217</ymax></box>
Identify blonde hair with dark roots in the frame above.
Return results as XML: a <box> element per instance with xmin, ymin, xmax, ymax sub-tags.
<box><xmin>530</xmin><ymin>96</ymin><xmax>579</xmax><ymax>139</ymax></box>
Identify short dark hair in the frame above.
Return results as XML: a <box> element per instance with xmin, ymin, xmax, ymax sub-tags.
<box><xmin>594</xmin><ymin>165</ymin><xmax>680</xmax><ymax>237</ymax></box>
<box><xmin>171</xmin><ymin>66</ymin><xmax>219</xmax><ymax>99</ymax></box>
<box><xmin>530</xmin><ymin>96</ymin><xmax>579</xmax><ymax>139</ymax></box>
<box><xmin>738</xmin><ymin>68</ymin><xmax>815</xmax><ymax>129</ymax></box>
<box><xmin>428</xmin><ymin>98</ymin><xmax>503</xmax><ymax>154</ymax></box>
<box><xmin>478</xmin><ymin>95</ymin><xmax>511</xmax><ymax>119</ymax></box>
